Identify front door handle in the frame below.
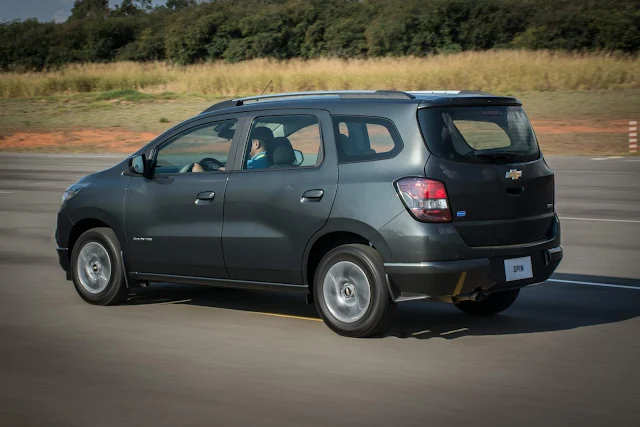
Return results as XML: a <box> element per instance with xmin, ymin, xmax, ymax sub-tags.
<box><xmin>195</xmin><ymin>191</ymin><xmax>215</xmax><ymax>205</ymax></box>
<box><xmin>301</xmin><ymin>189</ymin><xmax>324</xmax><ymax>203</ymax></box>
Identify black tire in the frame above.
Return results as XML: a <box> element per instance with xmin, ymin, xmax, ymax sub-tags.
<box><xmin>70</xmin><ymin>227</ymin><xmax>128</xmax><ymax>306</ymax></box>
<box><xmin>313</xmin><ymin>244</ymin><xmax>395</xmax><ymax>337</ymax></box>
<box><xmin>454</xmin><ymin>289</ymin><xmax>520</xmax><ymax>315</ymax></box>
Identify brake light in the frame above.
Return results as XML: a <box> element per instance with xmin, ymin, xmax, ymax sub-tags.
<box><xmin>394</xmin><ymin>177</ymin><xmax>452</xmax><ymax>222</ymax></box>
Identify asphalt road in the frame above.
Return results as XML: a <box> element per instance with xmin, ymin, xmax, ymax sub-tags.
<box><xmin>0</xmin><ymin>153</ymin><xmax>639</xmax><ymax>426</ymax></box>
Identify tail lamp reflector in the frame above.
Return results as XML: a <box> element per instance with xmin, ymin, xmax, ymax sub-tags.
<box><xmin>395</xmin><ymin>177</ymin><xmax>452</xmax><ymax>222</ymax></box>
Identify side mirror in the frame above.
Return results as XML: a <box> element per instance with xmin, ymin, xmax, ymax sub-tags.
<box><xmin>128</xmin><ymin>154</ymin><xmax>146</xmax><ymax>175</ymax></box>
<box><xmin>293</xmin><ymin>150</ymin><xmax>304</xmax><ymax>166</ymax></box>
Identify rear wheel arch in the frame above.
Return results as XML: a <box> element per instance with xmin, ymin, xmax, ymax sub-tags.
<box><xmin>303</xmin><ymin>220</ymin><xmax>392</xmax><ymax>288</ymax></box>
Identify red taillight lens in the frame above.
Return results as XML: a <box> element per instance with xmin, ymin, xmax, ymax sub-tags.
<box><xmin>394</xmin><ymin>177</ymin><xmax>452</xmax><ymax>222</ymax></box>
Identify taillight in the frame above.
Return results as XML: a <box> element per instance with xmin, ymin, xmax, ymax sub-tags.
<box><xmin>394</xmin><ymin>177</ymin><xmax>452</xmax><ymax>222</ymax></box>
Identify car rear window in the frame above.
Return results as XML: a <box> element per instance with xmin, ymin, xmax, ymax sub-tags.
<box><xmin>418</xmin><ymin>106</ymin><xmax>540</xmax><ymax>164</ymax></box>
<box><xmin>332</xmin><ymin>116</ymin><xmax>403</xmax><ymax>163</ymax></box>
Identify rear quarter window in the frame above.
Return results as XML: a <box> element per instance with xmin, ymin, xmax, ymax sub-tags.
<box><xmin>332</xmin><ymin>116</ymin><xmax>403</xmax><ymax>163</ymax></box>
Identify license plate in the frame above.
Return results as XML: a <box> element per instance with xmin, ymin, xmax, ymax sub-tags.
<box><xmin>504</xmin><ymin>256</ymin><xmax>533</xmax><ymax>282</ymax></box>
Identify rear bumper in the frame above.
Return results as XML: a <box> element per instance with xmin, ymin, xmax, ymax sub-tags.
<box><xmin>385</xmin><ymin>246</ymin><xmax>563</xmax><ymax>301</ymax></box>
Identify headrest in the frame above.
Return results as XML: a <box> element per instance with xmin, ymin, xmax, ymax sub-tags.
<box><xmin>270</xmin><ymin>137</ymin><xmax>296</xmax><ymax>166</ymax></box>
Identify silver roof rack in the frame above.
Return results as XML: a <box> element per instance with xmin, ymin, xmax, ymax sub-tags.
<box><xmin>408</xmin><ymin>90</ymin><xmax>493</xmax><ymax>96</ymax></box>
<box><xmin>199</xmin><ymin>89</ymin><xmax>497</xmax><ymax>115</ymax></box>
<box><xmin>201</xmin><ymin>90</ymin><xmax>416</xmax><ymax>114</ymax></box>
<box><xmin>233</xmin><ymin>90</ymin><xmax>416</xmax><ymax>103</ymax></box>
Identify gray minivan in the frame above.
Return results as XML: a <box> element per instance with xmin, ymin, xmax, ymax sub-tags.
<box><xmin>55</xmin><ymin>90</ymin><xmax>563</xmax><ymax>337</ymax></box>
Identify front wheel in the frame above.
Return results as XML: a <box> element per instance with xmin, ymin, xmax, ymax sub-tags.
<box><xmin>70</xmin><ymin>227</ymin><xmax>129</xmax><ymax>306</ymax></box>
<box><xmin>453</xmin><ymin>289</ymin><xmax>520</xmax><ymax>315</ymax></box>
<box><xmin>313</xmin><ymin>244</ymin><xmax>395</xmax><ymax>337</ymax></box>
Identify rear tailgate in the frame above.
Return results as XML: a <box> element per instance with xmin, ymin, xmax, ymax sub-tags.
<box><xmin>425</xmin><ymin>157</ymin><xmax>555</xmax><ymax>247</ymax></box>
<box><xmin>419</xmin><ymin>102</ymin><xmax>556</xmax><ymax>247</ymax></box>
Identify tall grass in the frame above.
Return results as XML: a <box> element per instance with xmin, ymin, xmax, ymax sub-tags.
<box><xmin>1</xmin><ymin>51</ymin><xmax>638</xmax><ymax>98</ymax></box>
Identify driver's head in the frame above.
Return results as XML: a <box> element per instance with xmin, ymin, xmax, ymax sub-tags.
<box><xmin>248</xmin><ymin>127</ymin><xmax>273</xmax><ymax>159</ymax></box>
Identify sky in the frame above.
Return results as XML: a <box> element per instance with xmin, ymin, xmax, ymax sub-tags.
<box><xmin>0</xmin><ymin>0</ymin><xmax>166</xmax><ymax>23</ymax></box>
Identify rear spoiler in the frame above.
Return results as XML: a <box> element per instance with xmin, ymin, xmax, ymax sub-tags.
<box><xmin>418</xmin><ymin>96</ymin><xmax>521</xmax><ymax>109</ymax></box>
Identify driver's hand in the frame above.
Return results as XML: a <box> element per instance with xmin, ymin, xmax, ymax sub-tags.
<box><xmin>192</xmin><ymin>163</ymin><xmax>205</xmax><ymax>173</ymax></box>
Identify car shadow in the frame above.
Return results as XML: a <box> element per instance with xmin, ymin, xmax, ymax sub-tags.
<box><xmin>124</xmin><ymin>274</ymin><xmax>640</xmax><ymax>340</ymax></box>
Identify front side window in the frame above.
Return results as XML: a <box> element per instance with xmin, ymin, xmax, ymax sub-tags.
<box><xmin>155</xmin><ymin>119</ymin><xmax>237</xmax><ymax>174</ymax></box>
<box><xmin>332</xmin><ymin>116</ymin><xmax>403</xmax><ymax>163</ymax></box>
<box><xmin>242</xmin><ymin>115</ymin><xmax>322</xmax><ymax>170</ymax></box>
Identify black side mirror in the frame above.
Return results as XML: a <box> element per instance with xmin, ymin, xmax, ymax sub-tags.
<box><xmin>293</xmin><ymin>150</ymin><xmax>304</xmax><ymax>166</ymax></box>
<box><xmin>128</xmin><ymin>154</ymin><xmax>146</xmax><ymax>175</ymax></box>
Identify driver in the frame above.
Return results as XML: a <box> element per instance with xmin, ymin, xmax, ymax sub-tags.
<box><xmin>192</xmin><ymin>163</ymin><xmax>205</xmax><ymax>173</ymax></box>
<box><xmin>246</xmin><ymin>127</ymin><xmax>273</xmax><ymax>169</ymax></box>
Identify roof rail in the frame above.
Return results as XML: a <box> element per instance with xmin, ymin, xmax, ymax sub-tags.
<box><xmin>234</xmin><ymin>90</ymin><xmax>415</xmax><ymax>103</ymax></box>
<box><xmin>408</xmin><ymin>90</ymin><xmax>494</xmax><ymax>96</ymax></box>
<box><xmin>200</xmin><ymin>90</ymin><xmax>415</xmax><ymax>114</ymax></box>
<box><xmin>409</xmin><ymin>90</ymin><xmax>461</xmax><ymax>95</ymax></box>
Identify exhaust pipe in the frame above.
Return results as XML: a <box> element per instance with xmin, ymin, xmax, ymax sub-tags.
<box><xmin>453</xmin><ymin>290</ymin><xmax>486</xmax><ymax>303</ymax></box>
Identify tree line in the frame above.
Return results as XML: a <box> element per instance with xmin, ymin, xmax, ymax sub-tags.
<box><xmin>1</xmin><ymin>0</ymin><xmax>638</xmax><ymax>71</ymax></box>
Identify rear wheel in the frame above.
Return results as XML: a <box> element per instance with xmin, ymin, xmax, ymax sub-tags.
<box><xmin>70</xmin><ymin>227</ymin><xmax>128</xmax><ymax>306</ymax></box>
<box><xmin>453</xmin><ymin>289</ymin><xmax>520</xmax><ymax>315</ymax></box>
<box><xmin>314</xmin><ymin>244</ymin><xmax>395</xmax><ymax>337</ymax></box>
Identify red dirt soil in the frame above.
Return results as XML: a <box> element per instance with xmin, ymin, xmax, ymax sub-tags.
<box><xmin>0</xmin><ymin>129</ymin><xmax>158</xmax><ymax>153</ymax></box>
<box><xmin>0</xmin><ymin>120</ymin><xmax>633</xmax><ymax>155</ymax></box>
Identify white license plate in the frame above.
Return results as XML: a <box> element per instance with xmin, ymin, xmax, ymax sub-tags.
<box><xmin>504</xmin><ymin>257</ymin><xmax>533</xmax><ymax>282</ymax></box>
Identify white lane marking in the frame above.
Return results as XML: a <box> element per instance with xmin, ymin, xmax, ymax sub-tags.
<box><xmin>624</xmin><ymin>159</ymin><xmax>640</xmax><ymax>162</ymax></box>
<box><xmin>440</xmin><ymin>328</ymin><xmax>469</xmax><ymax>336</ymax></box>
<box><xmin>0</xmin><ymin>191</ymin><xmax>13</xmax><ymax>194</ymax></box>
<box><xmin>548</xmin><ymin>279</ymin><xmax>640</xmax><ymax>291</ymax></box>
<box><xmin>554</xmin><ymin>170</ymin><xmax>635</xmax><ymax>174</ymax></box>
<box><xmin>559</xmin><ymin>217</ymin><xmax>640</xmax><ymax>224</ymax></box>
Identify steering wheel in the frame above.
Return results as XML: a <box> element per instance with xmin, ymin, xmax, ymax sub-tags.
<box><xmin>179</xmin><ymin>157</ymin><xmax>224</xmax><ymax>173</ymax></box>
<box><xmin>198</xmin><ymin>157</ymin><xmax>224</xmax><ymax>171</ymax></box>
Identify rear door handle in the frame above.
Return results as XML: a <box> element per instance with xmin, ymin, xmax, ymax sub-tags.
<box><xmin>195</xmin><ymin>191</ymin><xmax>215</xmax><ymax>205</ymax></box>
<box><xmin>301</xmin><ymin>189</ymin><xmax>324</xmax><ymax>203</ymax></box>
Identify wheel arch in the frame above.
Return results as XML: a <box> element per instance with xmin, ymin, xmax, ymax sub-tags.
<box><xmin>302</xmin><ymin>219</ymin><xmax>392</xmax><ymax>288</ymax></box>
<box><xmin>67</xmin><ymin>208</ymin><xmax>128</xmax><ymax>263</ymax></box>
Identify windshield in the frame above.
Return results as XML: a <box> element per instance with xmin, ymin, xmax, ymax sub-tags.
<box><xmin>418</xmin><ymin>106</ymin><xmax>540</xmax><ymax>164</ymax></box>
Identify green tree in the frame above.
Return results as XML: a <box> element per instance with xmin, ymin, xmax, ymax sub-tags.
<box><xmin>70</xmin><ymin>0</ymin><xmax>110</xmax><ymax>20</ymax></box>
<box><xmin>1</xmin><ymin>0</ymin><xmax>639</xmax><ymax>72</ymax></box>
<box><xmin>166</xmin><ymin>0</ymin><xmax>197</xmax><ymax>11</ymax></box>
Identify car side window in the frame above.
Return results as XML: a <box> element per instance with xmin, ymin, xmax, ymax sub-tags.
<box><xmin>155</xmin><ymin>119</ymin><xmax>237</xmax><ymax>174</ymax></box>
<box><xmin>332</xmin><ymin>116</ymin><xmax>403</xmax><ymax>163</ymax></box>
<box><xmin>242</xmin><ymin>115</ymin><xmax>322</xmax><ymax>170</ymax></box>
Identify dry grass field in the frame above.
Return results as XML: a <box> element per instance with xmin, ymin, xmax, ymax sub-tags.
<box><xmin>0</xmin><ymin>51</ymin><xmax>638</xmax><ymax>98</ymax></box>
<box><xmin>0</xmin><ymin>51</ymin><xmax>638</xmax><ymax>155</ymax></box>
<box><xmin>1</xmin><ymin>89</ymin><xmax>638</xmax><ymax>155</ymax></box>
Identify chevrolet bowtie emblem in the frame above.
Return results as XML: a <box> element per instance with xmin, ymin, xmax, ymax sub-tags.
<box><xmin>505</xmin><ymin>169</ymin><xmax>522</xmax><ymax>180</ymax></box>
